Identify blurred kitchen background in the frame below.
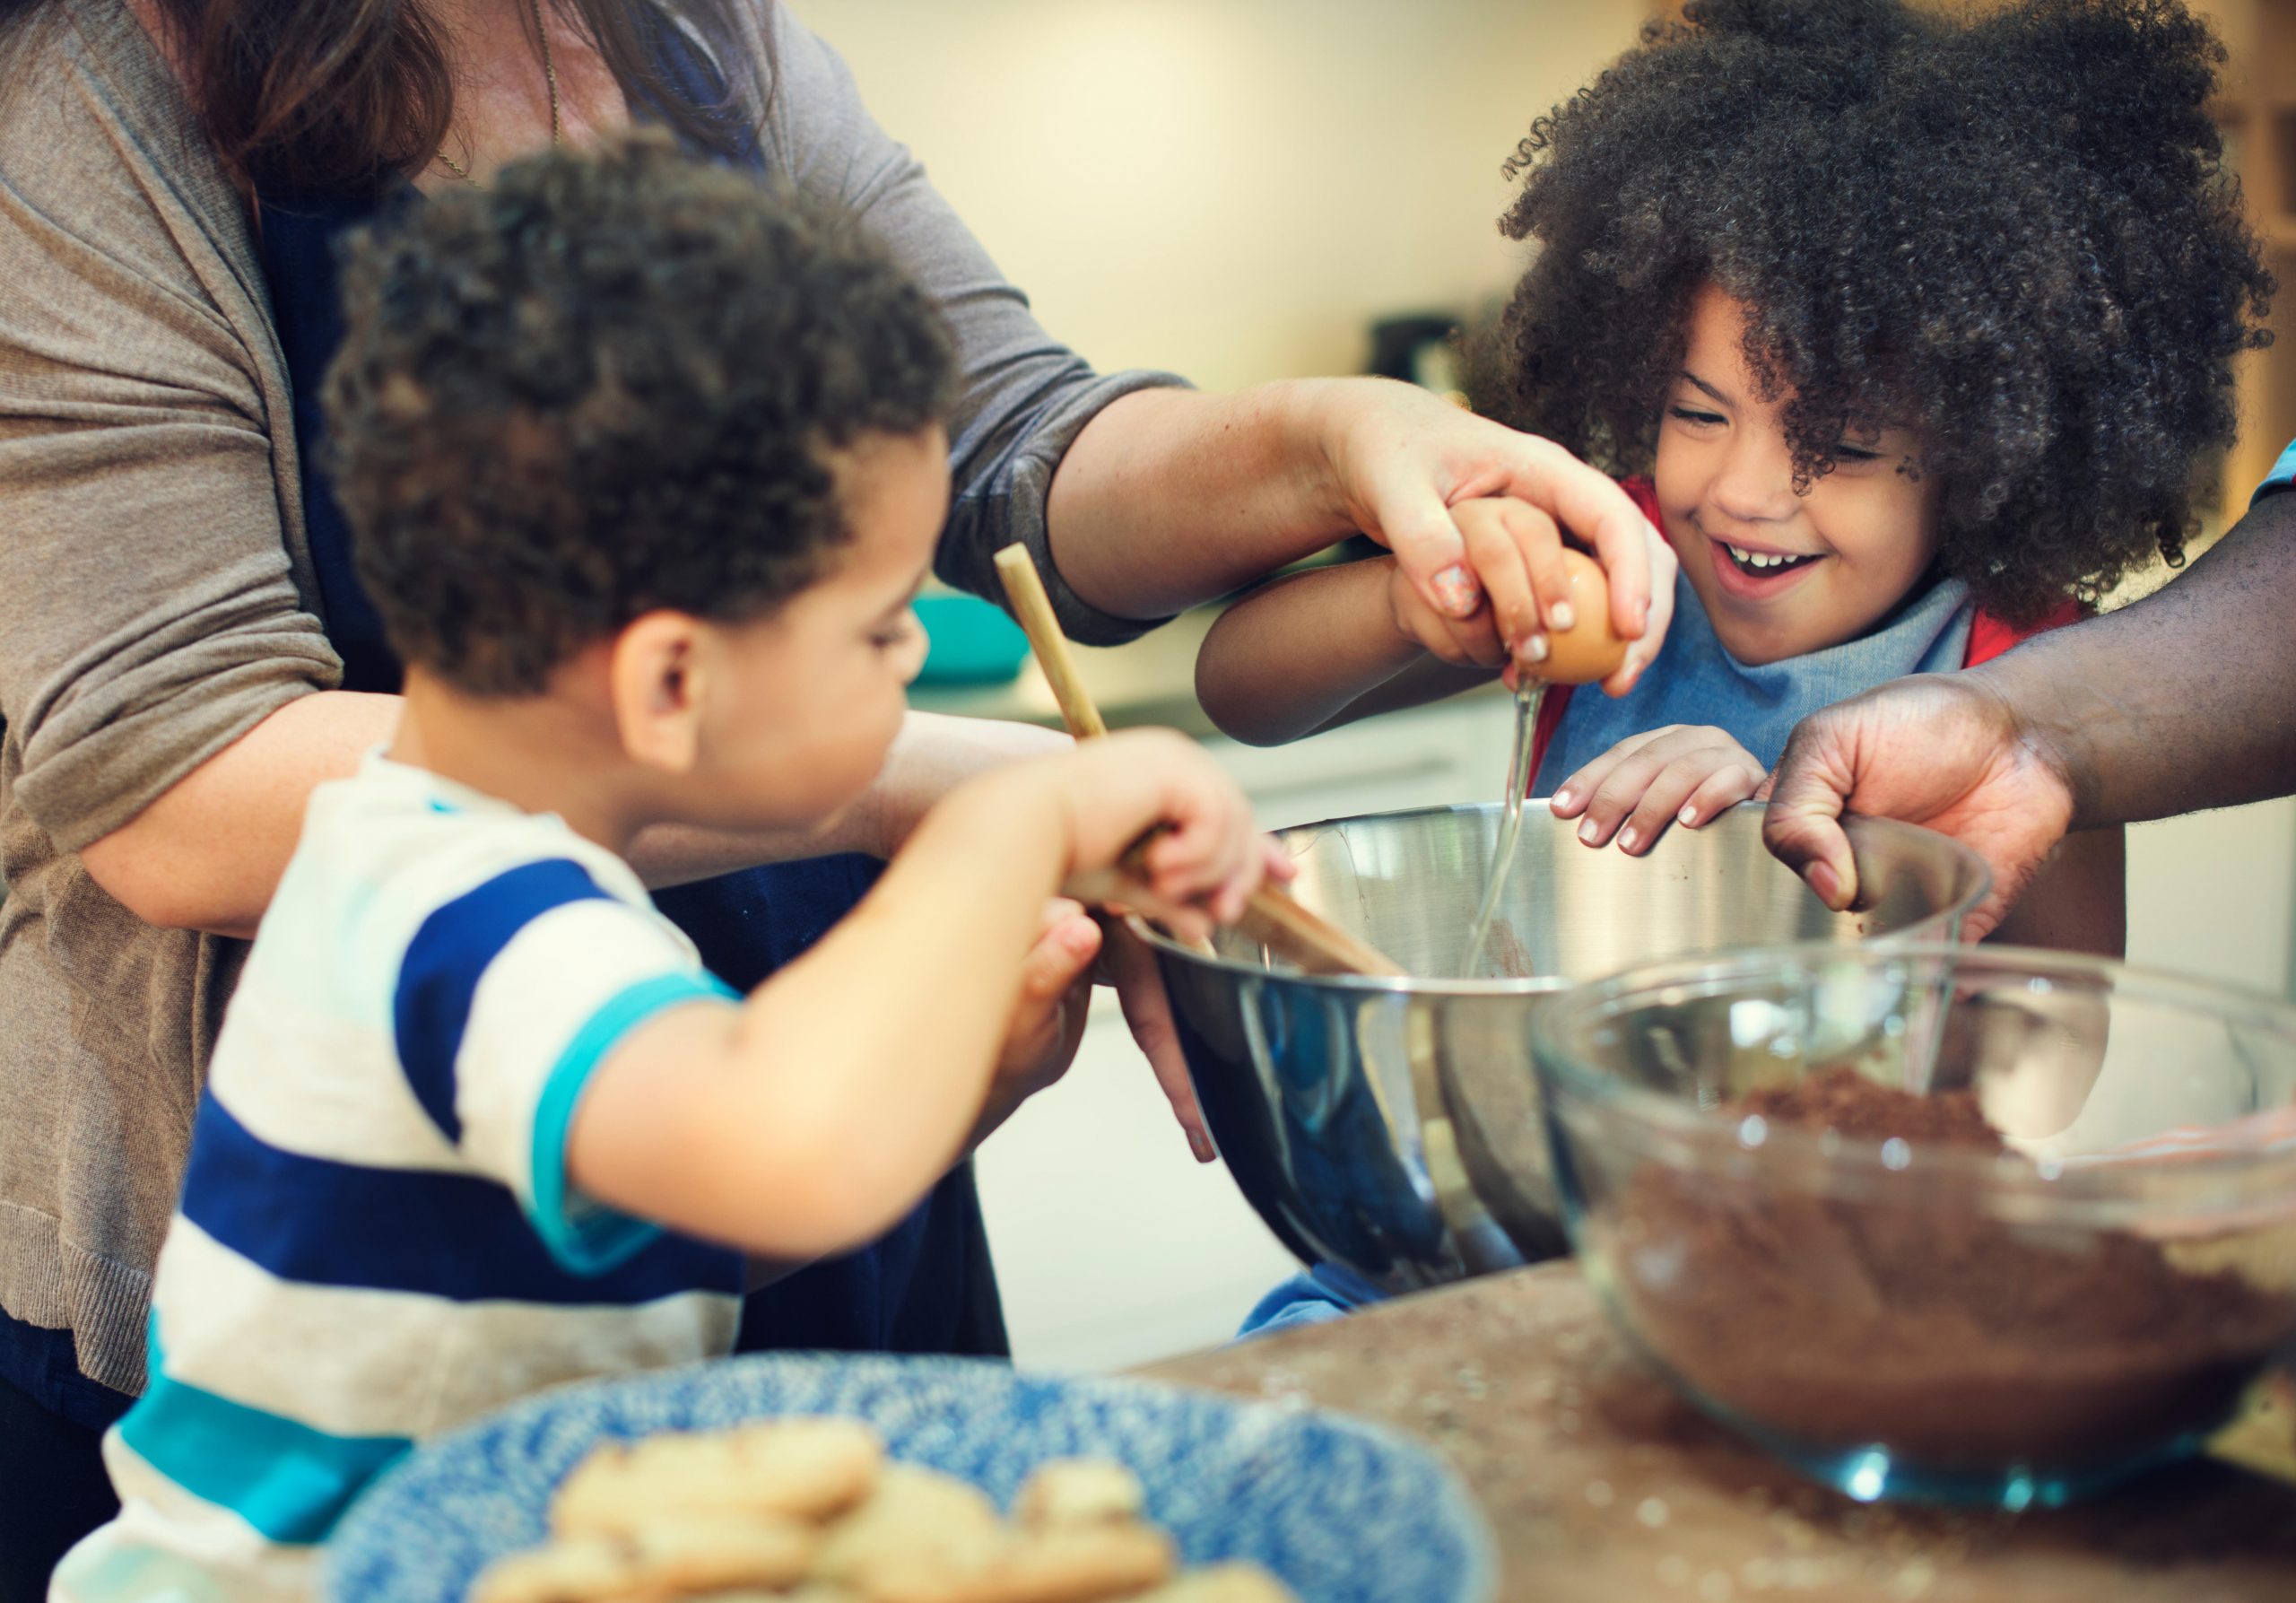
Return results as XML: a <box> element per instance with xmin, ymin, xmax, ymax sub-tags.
<box><xmin>797</xmin><ymin>0</ymin><xmax>2296</xmax><ymax>1369</ymax></box>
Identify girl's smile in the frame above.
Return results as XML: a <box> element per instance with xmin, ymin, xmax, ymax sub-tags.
<box><xmin>1656</xmin><ymin>285</ymin><xmax>1942</xmax><ymax>666</ymax></box>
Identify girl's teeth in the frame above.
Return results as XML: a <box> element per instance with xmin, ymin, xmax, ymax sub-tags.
<box><xmin>1727</xmin><ymin>544</ymin><xmax>1805</xmax><ymax>571</ymax></box>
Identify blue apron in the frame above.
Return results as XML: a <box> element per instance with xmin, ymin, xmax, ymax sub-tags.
<box><xmin>1534</xmin><ymin>567</ymin><xmax>1975</xmax><ymax>790</ymax></box>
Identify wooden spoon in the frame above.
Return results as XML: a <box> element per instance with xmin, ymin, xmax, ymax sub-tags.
<box><xmin>991</xmin><ymin>544</ymin><xmax>1405</xmax><ymax>979</ymax></box>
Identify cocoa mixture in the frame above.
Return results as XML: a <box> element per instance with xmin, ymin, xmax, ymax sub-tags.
<box><xmin>1601</xmin><ymin>1067</ymin><xmax>2296</xmax><ymax>1472</ymax></box>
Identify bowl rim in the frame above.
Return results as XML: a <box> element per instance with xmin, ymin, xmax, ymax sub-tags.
<box><xmin>1528</xmin><ymin>940</ymin><xmax>2296</xmax><ymax>1202</ymax></box>
<box><xmin>1127</xmin><ymin>800</ymin><xmax>1990</xmax><ymax>994</ymax></box>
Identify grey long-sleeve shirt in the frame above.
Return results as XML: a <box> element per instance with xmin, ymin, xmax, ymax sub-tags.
<box><xmin>0</xmin><ymin>0</ymin><xmax>1181</xmax><ymax>1397</ymax></box>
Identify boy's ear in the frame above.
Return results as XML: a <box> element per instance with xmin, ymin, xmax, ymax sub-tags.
<box><xmin>606</xmin><ymin>611</ymin><xmax>712</xmax><ymax>775</ymax></box>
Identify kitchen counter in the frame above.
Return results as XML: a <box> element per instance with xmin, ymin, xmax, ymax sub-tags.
<box><xmin>1141</xmin><ymin>1263</ymin><xmax>2296</xmax><ymax>1603</ymax></box>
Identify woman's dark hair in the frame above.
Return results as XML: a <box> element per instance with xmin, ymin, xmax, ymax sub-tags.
<box><xmin>0</xmin><ymin>0</ymin><xmax>763</xmax><ymax>192</ymax></box>
<box><xmin>326</xmin><ymin>133</ymin><xmax>955</xmax><ymax>696</ymax></box>
<box><xmin>1475</xmin><ymin>0</ymin><xmax>2274</xmax><ymax>622</ymax></box>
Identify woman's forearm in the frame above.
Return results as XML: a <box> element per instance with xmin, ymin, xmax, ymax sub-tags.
<box><xmin>1044</xmin><ymin>378</ymin><xmax>1675</xmax><ymax>682</ymax></box>
<box><xmin>1979</xmin><ymin>492</ymin><xmax>2296</xmax><ymax>828</ymax></box>
<box><xmin>628</xmin><ymin>712</ymin><xmax>1071</xmax><ymax>887</ymax></box>
<box><xmin>83</xmin><ymin>699</ymin><xmax>1066</xmax><ymax>937</ymax></box>
<box><xmin>1045</xmin><ymin>383</ymin><xmax>1349</xmax><ymax>622</ymax></box>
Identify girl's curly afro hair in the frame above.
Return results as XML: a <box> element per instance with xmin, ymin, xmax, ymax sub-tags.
<box><xmin>1475</xmin><ymin>0</ymin><xmax>2274</xmax><ymax>623</ymax></box>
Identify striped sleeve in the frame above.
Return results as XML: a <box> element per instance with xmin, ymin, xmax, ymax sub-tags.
<box><xmin>389</xmin><ymin>858</ymin><xmax>736</xmax><ymax>1273</ymax></box>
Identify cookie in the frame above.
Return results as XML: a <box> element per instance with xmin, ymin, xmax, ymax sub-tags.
<box><xmin>468</xmin><ymin>1535</ymin><xmax>647</xmax><ymax>1603</ymax></box>
<box><xmin>868</xmin><ymin>1521</ymin><xmax>1178</xmax><ymax>1603</ymax></box>
<box><xmin>813</xmin><ymin>1464</ymin><xmax>1008</xmax><ymax>1593</ymax></box>
<box><xmin>470</xmin><ymin>1516</ymin><xmax>819</xmax><ymax>1603</ymax></box>
<box><xmin>1130</xmin><ymin>1563</ymin><xmax>1300</xmax><ymax>1602</ymax></box>
<box><xmin>1011</xmin><ymin>1459</ymin><xmax>1144</xmax><ymax>1529</ymax></box>
<box><xmin>622</xmin><ymin>1515</ymin><xmax>819</xmax><ymax>1594</ymax></box>
<box><xmin>551</xmin><ymin>1417</ymin><xmax>883</xmax><ymax>1536</ymax></box>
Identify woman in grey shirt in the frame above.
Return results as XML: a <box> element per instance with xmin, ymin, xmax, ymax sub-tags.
<box><xmin>0</xmin><ymin>0</ymin><xmax>1674</xmax><ymax>1586</ymax></box>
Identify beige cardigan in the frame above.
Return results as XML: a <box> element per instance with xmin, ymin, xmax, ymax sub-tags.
<box><xmin>0</xmin><ymin>0</ymin><xmax>1178</xmax><ymax>1397</ymax></box>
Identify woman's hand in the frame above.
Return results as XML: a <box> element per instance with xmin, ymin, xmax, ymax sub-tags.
<box><xmin>1319</xmin><ymin>381</ymin><xmax>1676</xmax><ymax>695</ymax></box>
<box><xmin>1761</xmin><ymin>673</ymin><xmax>2075</xmax><ymax>937</ymax></box>
<box><xmin>1550</xmin><ymin>725</ymin><xmax>1766</xmax><ymax>854</ymax></box>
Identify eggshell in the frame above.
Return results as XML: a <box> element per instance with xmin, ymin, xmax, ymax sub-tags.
<box><xmin>1535</xmin><ymin>549</ymin><xmax>1629</xmax><ymax>684</ymax></box>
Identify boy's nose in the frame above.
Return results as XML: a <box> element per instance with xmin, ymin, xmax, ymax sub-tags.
<box><xmin>897</xmin><ymin>610</ymin><xmax>930</xmax><ymax>686</ymax></box>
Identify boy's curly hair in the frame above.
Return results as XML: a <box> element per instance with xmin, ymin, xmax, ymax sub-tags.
<box><xmin>326</xmin><ymin>132</ymin><xmax>955</xmax><ymax>696</ymax></box>
<box><xmin>1474</xmin><ymin>0</ymin><xmax>2273</xmax><ymax>623</ymax></box>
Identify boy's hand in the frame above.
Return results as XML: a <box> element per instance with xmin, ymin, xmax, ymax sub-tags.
<box><xmin>972</xmin><ymin>898</ymin><xmax>1103</xmax><ymax>1143</ymax></box>
<box><xmin>1550</xmin><ymin>725</ymin><xmax>1764</xmax><ymax>854</ymax></box>
<box><xmin>1051</xmin><ymin>729</ymin><xmax>1288</xmax><ymax>942</ymax></box>
<box><xmin>1384</xmin><ymin>499</ymin><xmax>1665</xmax><ymax>694</ymax></box>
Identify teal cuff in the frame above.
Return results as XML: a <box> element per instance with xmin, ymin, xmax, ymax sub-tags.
<box><xmin>528</xmin><ymin>970</ymin><xmax>737</xmax><ymax>1275</ymax></box>
<box><xmin>2250</xmin><ymin>439</ymin><xmax>2296</xmax><ymax>507</ymax></box>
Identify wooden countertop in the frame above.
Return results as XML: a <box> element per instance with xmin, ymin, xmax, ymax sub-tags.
<box><xmin>1141</xmin><ymin>1263</ymin><xmax>2296</xmax><ymax>1603</ymax></box>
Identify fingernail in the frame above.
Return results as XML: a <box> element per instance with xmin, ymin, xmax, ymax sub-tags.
<box><xmin>1578</xmin><ymin>817</ymin><xmax>1601</xmax><ymax>844</ymax></box>
<box><xmin>1431</xmin><ymin>564</ymin><xmax>1481</xmax><ymax>617</ymax></box>
<box><xmin>1521</xmin><ymin>633</ymin><xmax>1550</xmax><ymax>663</ymax></box>
<box><xmin>1810</xmin><ymin>861</ymin><xmax>1843</xmax><ymax>907</ymax></box>
<box><xmin>1189</xmin><ymin>1129</ymin><xmax>1217</xmax><ymax>1163</ymax></box>
<box><xmin>1618</xmin><ymin>824</ymin><xmax>1639</xmax><ymax>852</ymax></box>
<box><xmin>1553</xmin><ymin>788</ymin><xmax>1575</xmax><ymax>810</ymax></box>
<box><xmin>1550</xmin><ymin>600</ymin><xmax>1575</xmax><ymax>632</ymax></box>
<box><xmin>1678</xmin><ymin>805</ymin><xmax>1698</xmax><ymax>826</ymax></box>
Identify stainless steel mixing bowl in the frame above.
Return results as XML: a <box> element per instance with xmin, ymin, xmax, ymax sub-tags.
<box><xmin>1135</xmin><ymin>801</ymin><xmax>1990</xmax><ymax>1293</ymax></box>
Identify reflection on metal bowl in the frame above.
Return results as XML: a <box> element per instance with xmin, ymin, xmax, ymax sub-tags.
<box><xmin>1134</xmin><ymin>801</ymin><xmax>1990</xmax><ymax>1294</ymax></box>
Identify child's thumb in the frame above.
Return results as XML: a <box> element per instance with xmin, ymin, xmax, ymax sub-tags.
<box><xmin>1019</xmin><ymin>910</ymin><xmax>1103</xmax><ymax>1007</ymax></box>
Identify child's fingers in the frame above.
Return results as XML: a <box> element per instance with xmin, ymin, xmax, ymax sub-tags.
<box><xmin>1456</xmin><ymin>501</ymin><xmax>1544</xmax><ymax>656</ymax></box>
<box><xmin>1494</xmin><ymin>498</ymin><xmax>1577</xmax><ymax>639</ymax></box>
<box><xmin>1616</xmin><ymin>757</ymin><xmax>1738</xmax><ymax>855</ymax></box>
<box><xmin>1390</xmin><ymin>565</ymin><xmax>1509</xmax><ymax>670</ymax></box>
<box><xmin>1677</xmin><ymin>763</ymin><xmax>1767</xmax><ymax>830</ymax></box>
<box><xmin>1548</xmin><ymin>727</ymin><xmax>1672</xmax><ymax>819</ymax></box>
<box><xmin>1008</xmin><ymin>910</ymin><xmax>1102</xmax><ymax>1059</ymax></box>
<box><xmin>1567</xmin><ymin>727</ymin><xmax>1694</xmax><ymax>846</ymax></box>
<box><xmin>1020</xmin><ymin>906</ymin><xmax>1102</xmax><ymax>999</ymax></box>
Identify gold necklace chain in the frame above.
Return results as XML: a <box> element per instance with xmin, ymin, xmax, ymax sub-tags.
<box><xmin>436</xmin><ymin>0</ymin><xmax>561</xmax><ymax>183</ymax></box>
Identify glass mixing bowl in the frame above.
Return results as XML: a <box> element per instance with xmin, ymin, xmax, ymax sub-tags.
<box><xmin>1526</xmin><ymin>944</ymin><xmax>2296</xmax><ymax>1506</ymax></box>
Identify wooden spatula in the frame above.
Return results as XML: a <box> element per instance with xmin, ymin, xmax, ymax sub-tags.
<box><xmin>991</xmin><ymin>544</ymin><xmax>1405</xmax><ymax>979</ymax></box>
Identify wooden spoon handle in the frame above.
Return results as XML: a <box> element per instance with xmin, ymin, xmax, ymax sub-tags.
<box><xmin>991</xmin><ymin>544</ymin><xmax>1405</xmax><ymax>980</ymax></box>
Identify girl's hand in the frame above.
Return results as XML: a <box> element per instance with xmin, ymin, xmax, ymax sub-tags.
<box><xmin>1321</xmin><ymin>381</ymin><xmax>1675</xmax><ymax>693</ymax></box>
<box><xmin>1550</xmin><ymin>725</ymin><xmax>1765</xmax><ymax>854</ymax></box>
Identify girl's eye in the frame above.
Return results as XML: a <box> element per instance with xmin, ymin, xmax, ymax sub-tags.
<box><xmin>870</xmin><ymin>616</ymin><xmax>917</xmax><ymax>651</ymax></box>
<box><xmin>1834</xmin><ymin>443</ymin><xmax>1883</xmax><ymax>464</ymax></box>
<box><xmin>1667</xmin><ymin>405</ymin><xmax>1725</xmax><ymax>428</ymax></box>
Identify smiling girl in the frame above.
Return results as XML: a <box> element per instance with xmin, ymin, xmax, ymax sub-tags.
<box><xmin>1195</xmin><ymin>0</ymin><xmax>2271</xmax><ymax>956</ymax></box>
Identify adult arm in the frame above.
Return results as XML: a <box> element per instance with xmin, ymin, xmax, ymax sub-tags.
<box><xmin>1764</xmin><ymin>491</ymin><xmax>2296</xmax><ymax>933</ymax></box>
<box><xmin>761</xmin><ymin>11</ymin><xmax>1674</xmax><ymax>674</ymax></box>
<box><xmin>83</xmin><ymin>701</ymin><xmax>1068</xmax><ymax>938</ymax></box>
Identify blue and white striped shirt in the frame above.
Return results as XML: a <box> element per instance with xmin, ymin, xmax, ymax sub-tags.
<box><xmin>55</xmin><ymin>754</ymin><xmax>744</xmax><ymax>1602</ymax></box>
